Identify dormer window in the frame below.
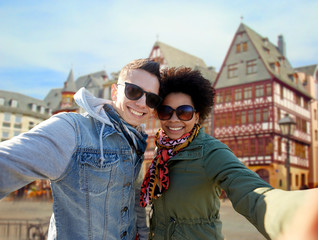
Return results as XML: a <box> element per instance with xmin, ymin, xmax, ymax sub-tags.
<box><xmin>270</xmin><ymin>62</ymin><xmax>280</xmax><ymax>74</ymax></box>
<box><xmin>10</xmin><ymin>99</ymin><xmax>18</xmax><ymax>108</ymax></box>
<box><xmin>29</xmin><ymin>103</ymin><xmax>37</xmax><ymax>112</ymax></box>
<box><xmin>288</xmin><ymin>73</ymin><xmax>299</xmax><ymax>84</ymax></box>
<box><xmin>38</xmin><ymin>106</ymin><xmax>45</xmax><ymax>114</ymax></box>
<box><xmin>278</xmin><ymin>56</ymin><xmax>285</xmax><ymax>64</ymax></box>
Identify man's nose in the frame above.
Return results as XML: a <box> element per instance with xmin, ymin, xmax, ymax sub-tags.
<box><xmin>135</xmin><ymin>93</ymin><xmax>147</xmax><ymax>107</ymax></box>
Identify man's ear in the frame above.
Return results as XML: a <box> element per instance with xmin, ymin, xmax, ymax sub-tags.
<box><xmin>153</xmin><ymin>110</ymin><xmax>158</xmax><ymax>119</ymax></box>
<box><xmin>111</xmin><ymin>84</ymin><xmax>118</xmax><ymax>101</ymax></box>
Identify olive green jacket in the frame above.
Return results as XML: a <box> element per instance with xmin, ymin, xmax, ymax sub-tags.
<box><xmin>149</xmin><ymin>129</ymin><xmax>305</xmax><ymax>240</ymax></box>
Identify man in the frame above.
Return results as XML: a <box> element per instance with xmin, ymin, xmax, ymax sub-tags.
<box><xmin>0</xmin><ymin>58</ymin><xmax>161</xmax><ymax>239</ymax></box>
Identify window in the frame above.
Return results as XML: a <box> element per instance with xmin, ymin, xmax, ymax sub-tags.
<box><xmin>228</xmin><ymin>64</ymin><xmax>238</xmax><ymax>78</ymax></box>
<box><xmin>314</xmin><ymin>109</ymin><xmax>317</xmax><ymax>120</ymax></box>
<box><xmin>266</xmin><ymin>83</ymin><xmax>272</xmax><ymax>96</ymax></box>
<box><xmin>258</xmin><ymin>138</ymin><xmax>264</xmax><ymax>155</ymax></box>
<box><xmin>224</xmin><ymin>89</ymin><xmax>232</xmax><ymax>103</ymax></box>
<box><xmin>40</xmin><ymin>106</ymin><xmax>45</xmax><ymax>114</ymax></box>
<box><xmin>236</xmin><ymin>44</ymin><xmax>241</xmax><ymax>53</ymax></box>
<box><xmin>226</xmin><ymin>112</ymin><xmax>232</xmax><ymax>126</ymax></box>
<box><xmin>216</xmin><ymin>92</ymin><xmax>223</xmax><ymax>104</ymax></box>
<box><xmin>265</xmin><ymin>138</ymin><xmax>273</xmax><ymax>155</ymax></box>
<box><xmin>255</xmin><ymin>109</ymin><xmax>261</xmax><ymax>123</ymax></box>
<box><xmin>0</xmin><ymin>98</ymin><xmax>4</xmax><ymax>105</ymax></box>
<box><xmin>248</xmin><ymin>110</ymin><xmax>253</xmax><ymax>124</ymax></box>
<box><xmin>255</xmin><ymin>85</ymin><xmax>264</xmax><ymax>98</ymax></box>
<box><xmin>246</xmin><ymin>59</ymin><xmax>257</xmax><ymax>74</ymax></box>
<box><xmin>15</xmin><ymin>115</ymin><xmax>22</xmax><ymax>123</ymax></box>
<box><xmin>2</xmin><ymin>131</ymin><xmax>9</xmax><ymax>139</ymax></box>
<box><xmin>237</xmin><ymin>140</ymin><xmax>243</xmax><ymax>157</ymax></box>
<box><xmin>302</xmin><ymin>119</ymin><xmax>307</xmax><ymax>133</ymax></box>
<box><xmin>235</xmin><ymin>112</ymin><xmax>241</xmax><ymax>125</ymax></box>
<box><xmin>10</xmin><ymin>99</ymin><xmax>18</xmax><ymax>108</ymax></box>
<box><xmin>241</xmin><ymin>111</ymin><xmax>246</xmax><ymax>124</ymax></box>
<box><xmin>4</xmin><ymin>112</ymin><xmax>11</xmax><ymax>122</ymax></box>
<box><xmin>236</xmin><ymin>42</ymin><xmax>248</xmax><ymax>53</ymax></box>
<box><xmin>244</xmin><ymin>87</ymin><xmax>252</xmax><ymax>99</ymax></box>
<box><xmin>280</xmin><ymin>86</ymin><xmax>284</xmax><ymax>99</ymax></box>
<box><xmin>30</xmin><ymin>103</ymin><xmax>37</xmax><ymax>112</ymax></box>
<box><xmin>14</xmin><ymin>131</ymin><xmax>21</xmax><ymax>136</ymax></box>
<box><xmin>250</xmin><ymin>140</ymin><xmax>256</xmax><ymax>155</ymax></box>
<box><xmin>215</xmin><ymin>114</ymin><xmax>221</xmax><ymax>128</ymax></box>
<box><xmin>295</xmin><ymin>142</ymin><xmax>306</xmax><ymax>159</ymax></box>
<box><xmin>263</xmin><ymin>108</ymin><xmax>269</xmax><ymax>122</ymax></box>
<box><xmin>243</xmin><ymin>139</ymin><xmax>249</xmax><ymax>156</ymax></box>
<box><xmin>243</xmin><ymin>42</ymin><xmax>248</xmax><ymax>52</ymax></box>
<box><xmin>295</xmin><ymin>95</ymin><xmax>301</xmax><ymax>106</ymax></box>
<box><xmin>315</xmin><ymin>130</ymin><xmax>318</xmax><ymax>141</ymax></box>
<box><xmin>278</xmin><ymin>137</ymin><xmax>282</xmax><ymax>155</ymax></box>
<box><xmin>234</xmin><ymin>88</ymin><xmax>242</xmax><ymax>101</ymax></box>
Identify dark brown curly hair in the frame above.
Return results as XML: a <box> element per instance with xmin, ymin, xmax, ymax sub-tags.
<box><xmin>159</xmin><ymin>67</ymin><xmax>215</xmax><ymax>123</ymax></box>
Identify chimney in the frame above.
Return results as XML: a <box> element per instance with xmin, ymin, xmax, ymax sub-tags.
<box><xmin>278</xmin><ymin>35</ymin><xmax>286</xmax><ymax>57</ymax></box>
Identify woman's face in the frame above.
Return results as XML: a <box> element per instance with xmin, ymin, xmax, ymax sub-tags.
<box><xmin>158</xmin><ymin>92</ymin><xmax>199</xmax><ymax>139</ymax></box>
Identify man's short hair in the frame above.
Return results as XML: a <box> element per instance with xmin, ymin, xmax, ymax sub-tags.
<box><xmin>119</xmin><ymin>58</ymin><xmax>160</xmax><ymax>82</ymax></box>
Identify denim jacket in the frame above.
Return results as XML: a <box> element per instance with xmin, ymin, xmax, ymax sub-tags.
<box><xmin>0</xmin><ymin>88</ymin><xmax>149</xmax><ymax>240</ymax></box>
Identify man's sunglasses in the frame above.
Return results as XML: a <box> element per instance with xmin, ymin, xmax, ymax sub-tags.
<box><xmin>118</xmin><ymin>82</ymin><xmax>162</xmax><ymax>108</ymax></box>
<box><xmin>157</xmin><ymin>105</ymin><xmax>196</xmax><ymax>121</ymax></box>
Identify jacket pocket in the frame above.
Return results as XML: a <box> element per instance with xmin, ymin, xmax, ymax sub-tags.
<box><xmin>79</xmin><ymin>152</ymin><xmax>119</xmax><ymax>194</ymax></box>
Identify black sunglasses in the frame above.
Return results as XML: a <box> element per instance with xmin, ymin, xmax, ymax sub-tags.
<box><xmin>118</xmin><ymin>82</ymin><xmax>162</xmax><ymax>108</ymax></box>
<box><xmin>157</xmin><ymin>105</ymin><xmax>196</xmax><ymax>121</ymax></box>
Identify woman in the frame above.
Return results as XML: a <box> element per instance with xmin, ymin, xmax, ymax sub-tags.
<box><xmin>140</xmin><ymin>67</ymin><xmax>316</xmax><ymax>240</ymax></box>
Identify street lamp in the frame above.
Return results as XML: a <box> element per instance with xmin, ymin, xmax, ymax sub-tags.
<box><xmin>278</xmin><ymin>113</ymin><xmax>296</xmax><ymax>190</ymax></box>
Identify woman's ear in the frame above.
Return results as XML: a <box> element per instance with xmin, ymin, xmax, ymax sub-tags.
<box><xmin>195</xmin><ymin>112</ymin><xmax>200</xmax><ymax>124</ymax></box>
<box><xmin>111</xmin><ymin>84</ymin><xmax>118</xmax><ymax>101</ymax></box>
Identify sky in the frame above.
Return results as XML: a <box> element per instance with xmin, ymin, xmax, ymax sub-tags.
<box><xmin>1</xmin><ymin>0</ymin><xmax>317</xmax><ymax>100</ymax></box>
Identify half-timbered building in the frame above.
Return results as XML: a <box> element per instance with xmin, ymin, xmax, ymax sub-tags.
<box><xmin>213</xmin><ymin>23</ymin><xmax>312</xmax><ymax>190</ymax></box>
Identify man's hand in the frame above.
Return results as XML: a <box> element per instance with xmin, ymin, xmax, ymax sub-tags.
<box><xmin>276</xmin><ymin>188</ymin><xmax>318</xmax><ymax>240</ymax></box>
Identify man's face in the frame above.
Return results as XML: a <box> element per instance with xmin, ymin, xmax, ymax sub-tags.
<box><xmin>111</xmin><ymin>69</ymin><xmax>160</xmax><ymax>127</ymax></box>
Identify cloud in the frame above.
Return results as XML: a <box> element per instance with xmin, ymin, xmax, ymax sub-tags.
<box><xmin>0</xmin><ymin>0</ymin><xmax>317</xmax><ymax>99</ymax></box>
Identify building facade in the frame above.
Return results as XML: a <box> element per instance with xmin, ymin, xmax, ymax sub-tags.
<box><xmin>0</xmin><ymin>90</ymin><xmax>51</xmax><ymax>142</ymax></box>
<box><xmin>295</xmin><ymin>64</ymin><xmax>318</xmax><ymax>187</ymax></box>
<box><xmin>213</xmin><ymin>23</ymin><xmax>311</xmax><ymax>190</ymax></box>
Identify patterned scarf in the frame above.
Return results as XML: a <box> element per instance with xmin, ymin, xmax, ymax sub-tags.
<box><xmin>140</xmin><ymin>124</ymin><xmax>201</xmax><ymax>207</ymax></box>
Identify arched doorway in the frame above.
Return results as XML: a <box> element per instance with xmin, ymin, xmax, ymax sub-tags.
<box><xmin>256</xmin><ymin>169</ymin><xmax>270</xmax><ymax>184</ymax></box>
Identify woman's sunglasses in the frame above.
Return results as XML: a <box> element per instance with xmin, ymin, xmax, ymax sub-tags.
<box><xmin>157</xmin><ymin>105</ymin><xmax>196</xmax><ymax>121</ymax></box>
<box><xmin>118</xmin><ymin>82</ymin><xmax>162</xmax><ymax>108</ymax></box>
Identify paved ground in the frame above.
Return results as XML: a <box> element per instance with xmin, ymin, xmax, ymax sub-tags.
<box><xmin>0</xmin><ymin>198</ymin><xmax>265</xmax><ymax>240</ymax></box>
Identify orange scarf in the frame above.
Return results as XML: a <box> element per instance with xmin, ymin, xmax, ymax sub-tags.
<box><xmin>140</xmin><ymin>124</ymin><xmax>201</xmax><ymax>207</ymax></box>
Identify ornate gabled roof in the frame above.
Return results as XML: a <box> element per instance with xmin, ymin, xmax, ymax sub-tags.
<box><xmin>0</xmin><ymin>90</ymin><xmax>50</xmax><ymax>118</ymax></box>
<box><xmin>63</xmin><ymin>69</ymin><xmax>77</xmax><ymax>93</ymax></box>
<box><xmin>240</xmin><ymin>23</ymin><xmax>309</xmax><ymax>96</ymax></box>
<box><xmin>215</xmin><ymin>23</ymin><xmax>310</xmax><ymax>97</ymax></box>
<box><xmin>44</xmin><ymin>88</ymin><xmax>62</xmax><ymax>110</ymax></box>
<box><xmin>153</xmin><ymin>41</ymin><xmax>207</xmax><ymax>69</ymax></box>
<box><xmin>75</xmin><ymin>70</ymin><xmax>108</xmax><ymax>89</ymax></box>
<box><xmin>295</xmin><ymin>64</ymin><xmax>318</xmax><ymax>76</ymax></box>
<box><xmin>150</xmin><ymin>41</ymin><xmax>217</xmax><ymax>82</ymax></box>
